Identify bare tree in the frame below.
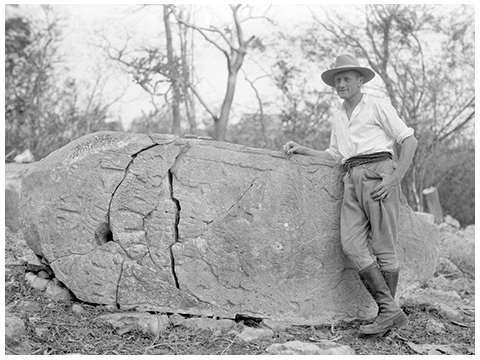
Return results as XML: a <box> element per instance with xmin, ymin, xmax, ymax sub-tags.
<box><xmin>103</xmin><ymin>4</ymin><xmax>197</xmax><ymax>135</ymax></box>
<box><xmin>173</xmin><ymin>4</ymin><xmax>264</xmax><ymax>141</ymax></box>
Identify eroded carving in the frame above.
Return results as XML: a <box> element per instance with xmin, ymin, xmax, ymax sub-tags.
<box><xmin>19</xmin><ymin>131</ymin><xmax>440</xmax><ymax>325</ymax></box>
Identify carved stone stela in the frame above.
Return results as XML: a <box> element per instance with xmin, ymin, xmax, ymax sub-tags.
<box><xmin>19</xmin><ymin>132</ymin><xmax>439</xmax><ymax>325</ymax></box>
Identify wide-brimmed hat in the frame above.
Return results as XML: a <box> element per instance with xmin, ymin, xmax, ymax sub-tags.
<box><xmin>321</xmin><ymin>55</ymin><xmax>375</xmax><ymax>87</ymax></box>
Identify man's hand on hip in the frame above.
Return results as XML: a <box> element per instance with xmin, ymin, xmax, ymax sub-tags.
<box><xmin>370</xmin><ymin>173</ymin><xmax>400</xmax><ymax>201</ymax></box>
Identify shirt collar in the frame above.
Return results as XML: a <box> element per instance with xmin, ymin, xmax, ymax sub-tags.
<box><xmin>340</xmin><ymin>93</ymin><xmax>368</xmax><ymax>111</ymax></box>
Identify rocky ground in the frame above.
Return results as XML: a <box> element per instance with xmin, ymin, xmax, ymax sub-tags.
<box><xmin>5</xmin><ymin>221</ymin><xmax>475</xmax><ymax>355</ymax></box>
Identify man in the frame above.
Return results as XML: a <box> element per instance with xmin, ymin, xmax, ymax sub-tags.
<box><xmin>283</xmin><ymin>54</ymin><xmax>417</xmax><ymax>338</ymax></box>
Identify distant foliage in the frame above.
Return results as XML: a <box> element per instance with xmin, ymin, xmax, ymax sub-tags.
<box><xmin>435</xmin><ymin>137</ymin><xmax>475</xmax><ymax>226</ymax></box>
<box><xmin>5</xmin><ymin>6</ymin><xmax>122</xmax><ymax>161</ymax></box>
<box><xmin>127</xmin><ymin>111</ymin><xmax>173</xmax><ymax>135</ymax></box>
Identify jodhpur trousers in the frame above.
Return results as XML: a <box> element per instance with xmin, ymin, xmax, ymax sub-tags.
<box><xmin>340</xmin><ymin>159</ymin><xmax>400</xmax><ymax>272</ymax></box>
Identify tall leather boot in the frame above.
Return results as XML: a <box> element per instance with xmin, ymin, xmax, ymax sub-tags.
<box><xmin>358</xmin><ymin>263</ymin><xmax>407</xmax><ymax>338</ymax></box>
<box><xmin>365</xmin><ymin>268</ymin><xmax>400</xmax><ymax>314</ymax></box>
<box><xmin>382</xmin><ymin>268</ymin><xmax>399</xmax><ymax>299</ymax></box>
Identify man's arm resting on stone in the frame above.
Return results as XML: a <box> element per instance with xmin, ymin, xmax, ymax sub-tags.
<box><xmin>283</xmin><ymin>141</ymin><xmax>335</xmax><ymax>160</ymax></box>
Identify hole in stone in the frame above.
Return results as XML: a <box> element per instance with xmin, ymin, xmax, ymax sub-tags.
<box><xmin>95</xmin><ymin>222</ymin><xmax>113</xmax><ymax>245</ymax></box>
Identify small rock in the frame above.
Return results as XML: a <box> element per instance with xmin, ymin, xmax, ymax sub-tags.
<box><xmin>443</xmin><ymin>215</ymin><xmax>461</xmax><ymax>228</ymax></box>
<box><xmin>168</xmin><ymin>313</ymin><xmax>186</xmax><ymax>327</ymax></box>
<box><xmin>35</xmin><ymin>326</ymin><xmax>49</xmax><ymax>337</ymax></box>
<box><xmin>435</xmin><ymin>258</ymin><xmax>463</xmax><ymax>279</ymax></box>
<box><xmin>238</xmin><ymin>327</ymin><xmax>274</xmax><ymax>342</ymax></box>
<box><xmin>436</xmin><ymin>303</ymin><xmax>463</xmax><ymax>323</ymax></box>
<box><xmin>19</xmin><ymin>300</ymin><xmax>42</xmax><ymax>313</ymax></box>
<box><xmin>72</xmin><ymin>304</ymin><xmax>87</xmax><ymax>314</ymax></box>
<box><xmin>14</xmin><ymin>148</ymin><xmax>35</xmax><ymax>163</ymax></box>
<box><xmin>451</xmin><ymin>278</ymin><xmax>473</xmax><ymax>294</ymax></box>
<box><xmin>429</xmin><ymin>274</ymin><xmax>450</xmax><ymax>289</ymax></box>
<box><xmin>408</xmin><ymin>342</ymin><xmax>470</xmax><ymax>355</ymax></box>
<box><xmin>45</xmin><ymin>282</ymin><xmax>74</xmax><ymax>302</ymax></box>
<box><xmin>425</xmin><ymin>318</ymin><xmax>446</xmax><ymax>333</ymax></box>
<box><xmin>435</xmin><ymin>289</ymin><xmax>462</xmax><ymax>301</ymax></box>
<box><xmin>37</xmin><ymin>270</ymin><xmax>51</xmax><ymax>279</ymax></box>
<box><xmin>182</xmin><ymin>317</ymin><xmax>236</xmax><ymax>333</ymax></box>
<box><xmin>408</xmin><ymin>287</ymin><xmax>462</xmax><ymax>304</ymax></box>
<box><xmin>404</xmin><ymin>287</ymin><xmax>465</xmax><ymax>323</ymax></box>
<box><xmin>96</xmin><ymin>312</ymin><xmax>170</xmax><ymax>336</ymax></box>
<box><xmin>25</xmin><ymin>253</ymin><xmax>47</xmax><ymax>272</ymax></box>
<box><xmin>266</xmin><ymin>340</ymin><xmax>355</xmax><ymax>355</ymax></box>
<box><xmin>227</xmin><ymin>329</ymin><xmax>240</xmax><ymax>337</ymax></box>
<box><xmin>25</xmin><ymin>272</ymin><xmax>51</xmax><ymax>291</ymax></box>
<box><xmin>5</xmin><ymin>314</ymin><xmax>31</xmax><ymax>355</ymax></box>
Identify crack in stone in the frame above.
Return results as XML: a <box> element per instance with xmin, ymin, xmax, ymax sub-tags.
<box><xmin>142</xmin><ymin>208</ymin><xmax>158</xmax><ymax>268</ymax></box>
<box><xmin>105</xmin><ymin>141</ymin><xmax>191</xmax><ymax>295</ymax></box>
<box><xmin>205</xmin><ymin>178</ymin><xmax>257</xmax><ymax>225</ymax></box>
<box><xmin>168</xmin><ymin>168</ymin><xmax>181</xmax><ymax>289</ymax></box>
<box><xmin>102</xmin><ymin>142</ymin><xmax>163</xmax><ymax>304</ymax></box>
<box><xmin>115</xmin><ymin>259</ymin><xmax>125</xmax><ymax>308</ymax></box>
<box><xmin>106</xmin><ymin>143</ymin><xmax>160</xmax><ymax>240</ymax></box>
<box><xmin>165</xmin><ymin>143</ymin><xmax>192</xmax><ymax>290</ymax></box>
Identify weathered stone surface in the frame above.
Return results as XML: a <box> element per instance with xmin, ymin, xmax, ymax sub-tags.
<box><xmin>238</xmin><ymin>327</ymin><xmax>274</xmax><ymax>342</ymax></box>
<box><xmin>182</xmin><ymin>317</ymin><xmax>236</xmax><ymax>333</ymax></box>
<box><xmin>415</xmin><ymin>211</ymin><xmax>435</xmax><ymax>225</ymax></box>
<box><xmin>266</xmin><ymin>340</ymin><xmax>355</xmax><ymax>355</ymax></box>
<box><xmin>96</xmin><ymin>312</ymin><xmax>170</xmax><ymax>335</ymax></box>
<box><xmin>19</xmin><ymin>131</ymin><xmax>439</xmax><ymax>325</ymax></box>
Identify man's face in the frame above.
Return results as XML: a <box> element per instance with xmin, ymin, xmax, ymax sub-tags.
<box><xmin>333</xmin><ymin>70</ymin><xmax>363</xmax><ymax>100</ymax></box>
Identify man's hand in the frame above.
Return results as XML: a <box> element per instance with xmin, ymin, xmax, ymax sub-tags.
<box><xmin>370</xmin><ymin>173</ymin><xmax>400</xmax><ymax>201</ymax></box>
<box><xmin>283</xmin><ymin>141</ymin><xmax>336</xmax><ymax>160</ymax></box>
<box><xmin>283</xmin><ymin>141</ymin><xmax>305</xmax><ymax>155</ymax></box>
<box><xmin>370</xmin><ymin>135</ymin><xmax>418</xmax><ymax>201</ymax></box>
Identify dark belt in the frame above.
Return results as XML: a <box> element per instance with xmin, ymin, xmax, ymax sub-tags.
<box><xmin>343</xmin><ymin>152</ymin><xmax>392</xmax><ymax>173</ymax></box>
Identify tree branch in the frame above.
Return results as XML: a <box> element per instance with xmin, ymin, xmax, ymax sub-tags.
<box><xmin>172</xmin><ymin>9</ymin><xmax>231</xmax><ymax>58</ymax></box>
<box><xmin>186</xmin><ymin>82</ymin><xmax>218</xmax><ymax>122</ymax></box>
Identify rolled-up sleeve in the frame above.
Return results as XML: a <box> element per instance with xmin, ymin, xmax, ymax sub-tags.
<box><xmin>325</xmin><ymin>124</ymin><xmax>344</xmax><ymax>163</ymax></box>
<box><xmin>396</xmin><ymin>127</ymin><xmax>415</xmax><ymax>144</ymax></box>
<box><xmin>374</xmin><ymin>100</ymin><xmax>415</xmax><ymax>144</ymax></box>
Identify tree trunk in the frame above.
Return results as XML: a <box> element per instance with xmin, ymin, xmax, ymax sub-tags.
<box><xmin>179</xmin><ymin>21</ymin><xmax>196</xmax><ymax>133</ymax></box>
<box><xmin>216</xmin><ymin>68</ymin><xmax>239</xmax><ymax>141</ymax></box>
<box><xmin>163</xmin><ymin>5</ymin><xmax>182</xmax><ymax>135</ymax></box>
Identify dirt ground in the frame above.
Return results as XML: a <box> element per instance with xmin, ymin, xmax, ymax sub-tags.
<box><xmin>4</xmin><ymin>224</ymin><xmax>475</xmax><ymax>355</ymax></box>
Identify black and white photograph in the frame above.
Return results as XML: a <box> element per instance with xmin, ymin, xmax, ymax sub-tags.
<box><xmin>5</xmin><ymin>3</ymin><xmax>475</xmax><ymax>356</ymax></box>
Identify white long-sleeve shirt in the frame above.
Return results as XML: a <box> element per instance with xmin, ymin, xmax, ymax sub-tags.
<box><xmin>325</xmin><ymin>94</ymin><xmax>414</xmax><ymax>163</ymax></box>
